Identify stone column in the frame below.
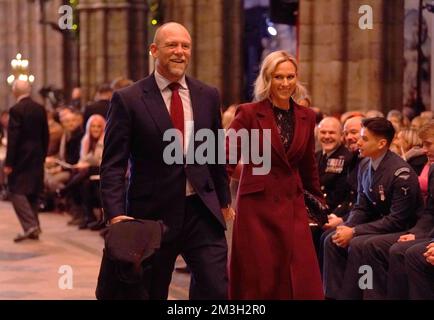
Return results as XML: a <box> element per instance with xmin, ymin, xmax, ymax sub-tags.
<box><xmin>164</xmin><ymin>0</ymin><xmax>242</xmax><ymax>107</ymax></box>
<box><xmin>0</xmin><ymin>0</ymin><xmax>11</xmax><ymax>111</ymax></box>
<box><xmin>77</xmin><ymin>0</ymin><xmax>148</xmax><ymax>102</ymax></box>
<box><xmin>299</xmin><ymin>0</ymin><xmax>404</xmax><ymax>115</ymax></box>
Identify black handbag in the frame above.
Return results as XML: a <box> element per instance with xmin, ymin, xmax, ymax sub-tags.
<box><xmin>303</xmin><ymin>190</ymin><xmax>329</xmax><ymax>227</ymax></box>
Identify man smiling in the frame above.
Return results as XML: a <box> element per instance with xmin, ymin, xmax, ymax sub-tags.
<box><xmin>322</xmin><ymin>117</ymin><xmax>422</xmax><ymax>299</ymax></box>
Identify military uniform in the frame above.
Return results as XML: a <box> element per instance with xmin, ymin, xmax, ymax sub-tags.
<box><xmin>312</xmin><ymin>145</ymin><xmax>352</xmax><ymax>255</ymax></box>
<box><xmin>315</xmin><ymin>144</ymin><xmax>353</xmax><ymax>212</ymax></box>
<box><xmin>405</xmin><ymin>237</ymin><xmax>434</xmax><ymax>299</ymax></box>
<box><xmin>323</xmin><ymin>150</ymin><xmax>423</xmax><ymax>299</ymax></box>
<box><xmin>333</xmin><ymin>151</ymin><xmax>363</xmax><ymax>219</ymax></box>
<box><xmin>363</xmin><ymin>164</ymin><xmax>434</xmax><ymax>299</ymax></box>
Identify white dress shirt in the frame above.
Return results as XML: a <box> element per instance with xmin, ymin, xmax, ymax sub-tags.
<box><xmin>154</xmin><ymin>70</ymin><xmax>195</xmax><ymax>196</ymax></box>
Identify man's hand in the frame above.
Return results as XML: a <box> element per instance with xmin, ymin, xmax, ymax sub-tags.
<box><xmin>424</xmin><ymin>242</ymin><xmax>434</xmax><ymax>266</ymax></box>
<box><xmin>332</xmin><ymin>225</ymin><xmax>354</xmax><ymax>248</ymax></box>
<box><xmin>323</xmin><ymin>213</ymin><xmax>343</xmax><ymax>230</ymax></box>
<box><xmin>398</xmin><ymin>233</ymin><xmax>416</xmax><ymax>242</ymax></box>
<box><xmin>222</xmin><ymin>206</ymin><xmax>236</xmax><ymax>221</ymax></box>
<box><xmin>74</xmin><ymin>162</ymin><xmax>90</xmax><ymax>170</ymax></box>
<box><xmin>110</xmin><ymin>215</ymin><xmax>134</xmax><ymax>225</ymax></box>
<box><xmin>3</xmin><ymin>166</ymin><xmax>12</xmax><ymax>175</ymax></box>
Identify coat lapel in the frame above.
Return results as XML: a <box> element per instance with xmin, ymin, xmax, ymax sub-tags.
<box><xmin>286</xmin><ymin>102</ymin><xmax>308</xmax><ymax>161</ymax></box>
<box><xmin>256</xmin><ymin>100</ymin><xmax>290</xmax><ymax>168</ymax></box>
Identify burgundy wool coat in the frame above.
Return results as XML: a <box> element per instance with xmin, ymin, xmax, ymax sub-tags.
<box><xmin>226</xmin><ymin>99</ymin><xmax>324</xmax><ymax>300</ymax></box>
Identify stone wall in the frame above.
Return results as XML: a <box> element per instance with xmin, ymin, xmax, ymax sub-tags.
<box><xmin>77</xmin><ymin>0</ymin><xmax>148</xmax><ymax>102</ymax></box>
<box><xmin>0</xmin><ymin>0</ymin><xmax>64</xmax><ymax>110</ymax></box>
<box><xmin>299</xmin><ymin>0</ymin><xmax>404</xmax><ymax>115</ymax></box>
<box><xmin>163</xmin><ymin>0</ymin><xmax>243</xmax><ymax>107</ymax></box>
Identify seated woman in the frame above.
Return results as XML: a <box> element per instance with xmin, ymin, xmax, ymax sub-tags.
<box><xmin>58</xmin><ymin>114</ymin><xmax>105</xmax><ymax>229</ymax></box>
<box><xmin>396</xmin><ymin>128</ymin><xmax>427</xmax><ymax>172</ymax></box>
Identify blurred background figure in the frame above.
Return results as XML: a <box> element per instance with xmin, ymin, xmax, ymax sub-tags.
<box><xmin>83</xmin><ymin>83</ymin><xmax>113</xmax><ymax>126</ymax></box>
<box><xmin>70</xmin><ymin>87</ymin><xmax>82</xmax><ymax>112</ymax></box>
<box><xmin>365</xmin><ymin>110</ymin><xmax>385</xmax><ymax>118</ymax></box>
<box><xmin>0</xmin><ymin>111</ymin><xmax>9</xmax><ymax>200</ymax></box>
<box><xmin>396</xmin><ymin>128</ymin><xmax>427</xmax><ymax>175</ymax></box>
<box><xmin>110</xmin><ymin>77</ymin><xmax>133</xmax><ymax>91</ymax></box>
<box><xmin>5</xmin><ymin>80</ymin><xmax>49</xmax><ymax>242</ymax></box>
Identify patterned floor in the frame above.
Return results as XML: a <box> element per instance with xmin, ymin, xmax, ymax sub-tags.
<box><xmin>0</xmin><ymin>200</ymin><xmax>190</xmax><ymax>300</ymax></box>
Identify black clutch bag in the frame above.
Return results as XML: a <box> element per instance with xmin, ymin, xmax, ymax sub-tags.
<box><xmin>303</xmin><ymin>190</ymin><xmax>329</xmax><ymax>227</ymax></box>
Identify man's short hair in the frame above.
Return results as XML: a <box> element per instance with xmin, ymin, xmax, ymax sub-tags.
<box><xmin>362</xmin><ymin>117</ymin><xmax>395</xmax><ymax>145</ymax></box>
<box><xmin>97</xmin><ymin>83</ymin><xmax>113</xmax><ymax>94</ymax></box>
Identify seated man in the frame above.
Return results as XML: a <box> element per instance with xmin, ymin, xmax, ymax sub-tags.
<box><xmin>318</xmin><ymin>116</ymin><xmax>364</xmax><ymax>269</ymax></box>
<box><xmin>316</xmin><ymin>117</ymin><xmax>353</xmax><ymax>212</ymax></box>
<box><xmin>405</xmin><ymin>238</ymin><xmax>434</xmax><ymax>299</ymax></box>
<box><xmin>324</xmin><ymin>116</ymin><xmax>365</xmax><ymax>229</ymax></box>
<box><xmin>363</xmin><ymin>120</ymin><xmax>434</xmax><ymax>299</ymax></box>
<box><xmin>312</xmin><ymin>117</ymin><xmax>352</xmax><ymax>252</ymax></box>
<box><xmin>322</xmin><ymin>117</ymin><xmax>423</xmax><ymax>300</ymax></box>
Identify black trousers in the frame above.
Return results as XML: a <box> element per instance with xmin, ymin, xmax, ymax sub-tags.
<box><xmin>405</xmin><ymin>240</ymin><xmax>434</xmax><ymax>300</ymax></box>
<box><xmin>323</xmin><ymin>232</ymin><xmax>374</xmax><ymax>299</ymax></box>
<box><xmin>10</xmin><ymin>193</ymin><xmax>40</xmax><ymax>233</ymax></box>
<box><xmin>362</xmin><ymin>232</ymin><xmax>405</xmax><ymax>299</ymax></box>
<box><xmin>149</xmin><ymin>195</ymin><xmax>228</xmax><ymax>300</ymax></box>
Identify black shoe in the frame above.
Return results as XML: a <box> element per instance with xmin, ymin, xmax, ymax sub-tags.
<box><xmin>88</xmin><ymin>220</ymin><xmax>105</xmax><ymax>231</ymax></box>
<box><xmin>13</xmin><ymin>227</ymin><xmax>40</xmax><ymax>243</ymax></box>
<box><xmin>78</xmin><ymin>220</ymin><xmax>90</xmax><ymax>229</ymax></box>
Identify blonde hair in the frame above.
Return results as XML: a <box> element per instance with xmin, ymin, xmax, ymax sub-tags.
<box><xmin>418</xmin><ymin>120</ymin><xmax>434</xmax><ymax>141</ymax></box>
<box><xmin>253</xmin><ymin>50</ymin><xmax>302</xmax><ymax>102</ymax></box>
<box><xmin>80</xmin><ymin>114</ymin><xmax>106</xmax><ymax>160</ymax></box>
<box><xmin>399</xmin><ymin>129</ymin><xmax>422</xmax><ymax>151</ymax></box>
<box><xmin>411</xmin><ymin>116</ymin><xmax>430</xmax><ymax>131</ymax></box>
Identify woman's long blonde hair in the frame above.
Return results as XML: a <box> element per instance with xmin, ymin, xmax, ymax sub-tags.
<box><xmin>80</xmin><ymin>114</ymin><xmax>106</xmax><ymax>159</ymax></box>
<box><xmin>253</xmin><ymin>50</ymin><xmax>304</xmax><ymax>103</ymax></box>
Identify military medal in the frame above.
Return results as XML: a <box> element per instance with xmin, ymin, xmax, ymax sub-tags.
<box><xmin>379</xmin><ymin>185</ymin><xmax>385</xmax><ymax>201</ymax></box>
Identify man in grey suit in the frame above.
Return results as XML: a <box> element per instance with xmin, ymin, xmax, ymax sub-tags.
<box><xmin>4</xmin><ymin>80</ymin><xmax>49</xmax><ymax>242</ymax></box>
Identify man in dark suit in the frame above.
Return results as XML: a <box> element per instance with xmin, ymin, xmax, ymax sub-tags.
<box><xmin>4</xmin><ymin>80</ymin><xmax>49</xmax><ymax>242</ymax></box>
<box><xmin>83</xmin><ymin>83</ymin><xmax>112</xmax><ymax>126</ymax></box>
<box><xmin>100</xmin><ymin>22</ymin><xmax>234</xmax><ymax>300</ymax></box>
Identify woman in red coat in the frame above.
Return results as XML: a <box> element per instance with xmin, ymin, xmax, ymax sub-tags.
<box><xmin>227</xmin><ymin>50</ymin><xmax>324</xmax><ymax>299</ymax></box>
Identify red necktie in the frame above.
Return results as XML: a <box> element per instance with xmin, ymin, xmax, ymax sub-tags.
<box><xmin>168</xmin><ymin>82</ymin><xmax>184</xmax><ymax>147</ymax></box>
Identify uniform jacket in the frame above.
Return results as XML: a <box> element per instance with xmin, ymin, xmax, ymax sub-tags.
<box><xmin>346</xmin><ymin>150</ymin><xmax>424</xmax><ymax>235</ymax></box>
<box><xmin>315</xmin><ymin>144</ymin><xmax>353</xmax><ymax>212</ymax></box>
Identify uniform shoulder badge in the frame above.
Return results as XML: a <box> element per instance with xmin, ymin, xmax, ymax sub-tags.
<box><xmin>394</xmin><ymin>167</ymin><xmax>410</xmax><ymax>177</ymax></box>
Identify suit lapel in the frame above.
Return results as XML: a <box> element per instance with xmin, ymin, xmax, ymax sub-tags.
<box><xmin>140</xmin><ymin>75</ymin><xmax>173</xmax><ymax>135</ymax></box>
<box><xmin>186</xmin><ymin>77</ymin><xmax>204</xmax><ymax>131</ymax></box>
<box><xmin>256</xmin><ymin>100</ymin><xmax>290</xmax><ymax>168</ymax></box>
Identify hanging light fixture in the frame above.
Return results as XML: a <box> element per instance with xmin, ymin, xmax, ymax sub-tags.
<box><xmin>6</xmin><ymin>53</ymin><xmax>35</xmax><ymax>85</ymax></box>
